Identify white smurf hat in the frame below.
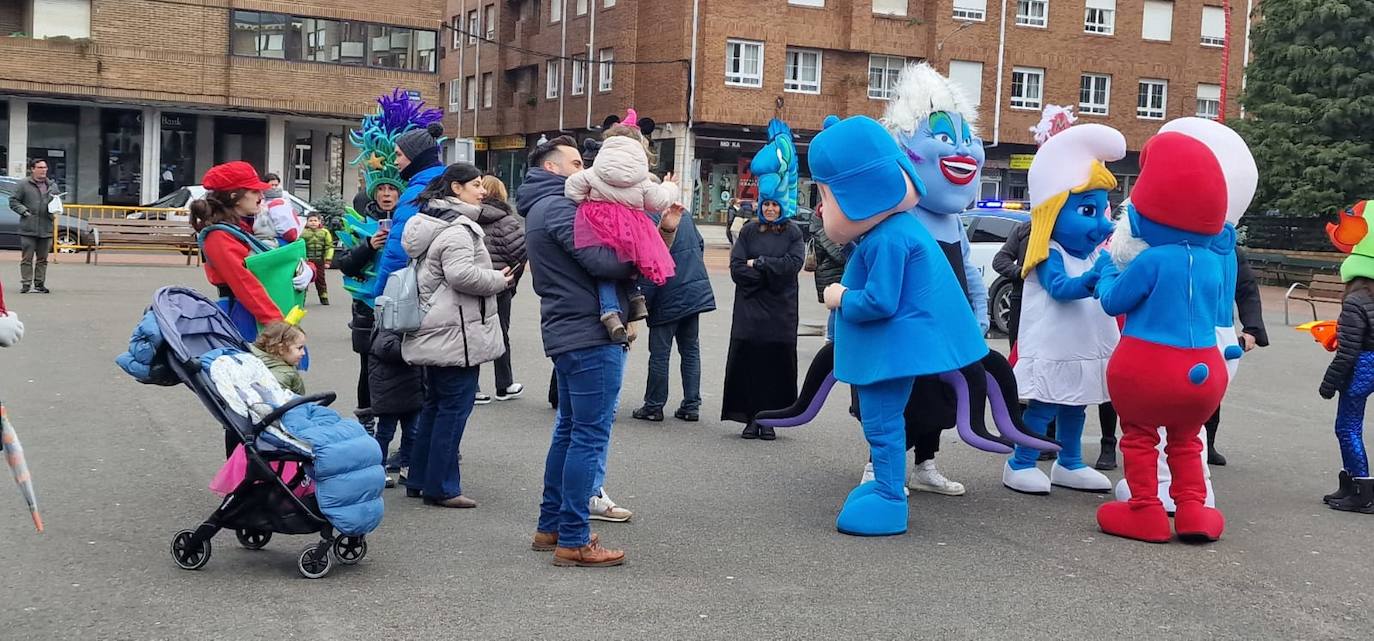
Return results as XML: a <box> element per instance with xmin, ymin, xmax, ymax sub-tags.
<box><xmin>1028</xmin><ymin>123</ymin><xmax>1127</xmax><ymax>209</ymax></box>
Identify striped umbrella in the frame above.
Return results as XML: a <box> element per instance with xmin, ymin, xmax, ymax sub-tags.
<box><xmin>1</xmin><ymin>403</ymin><xmax>43</xmax><ymax>533</ymax></box>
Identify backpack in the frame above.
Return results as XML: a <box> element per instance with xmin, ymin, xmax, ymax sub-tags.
<box><xmin>375</xmin><ymin>259</ymin><xmax>426</xmax><ymax>333</ymax></box>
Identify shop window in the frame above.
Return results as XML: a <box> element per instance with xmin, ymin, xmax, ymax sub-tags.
<box><xmin>1079</xmin><ymin>73</ymin><xmax>1111</xmax><ymax>115</ymax></box>
<box><xmin>725</xmin><ymin>39</ymin><xmax>764</xmax><ymax>88</ymax></box>
<box><xmin>1084</xmin><ymin>0</ymin><xmax>1115</xmax><ymax>34</ymax></box>
<box><xmin>1017</xmin><ymin>0</ymin><xmax>1048</xmax><ymax>27</ymax></box>
<box><xmin>101</xmin><ymin>109</ymin><xmax>144</xmax><ymax>206</ymax></box>
<box><xmin>1137</xmin><ymin>79</ymin><xmax>1168</xmax><ymax>119</ymax></box>
<box><xmin>868</xmin><ymin>55</ymin><xmax>906</xmax><ymax>100</ymax></box>
<box><xmin>159</xmin><ymin>114</ymin><xmax>197</xmax><ymax>198</ymax></box>
<box><xmin>1010</xmin><ymin>67</ymin><xmax>1044</xmax><ymax>110</ymax></box>
<box><xmin>29</xmin><ymin>104</ymin><xmax>80</xmax><ymax>199</ymax></box>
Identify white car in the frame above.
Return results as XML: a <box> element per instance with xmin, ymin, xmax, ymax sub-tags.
<box><xmin>130</xmin><ymin>186</ymin><xmax>315</xmax><ymax>222</ymax></box>
<box><xmin>961</xmin><ymin>203</ymin><xmax>1032</xmax><ymax>335</ymax></box>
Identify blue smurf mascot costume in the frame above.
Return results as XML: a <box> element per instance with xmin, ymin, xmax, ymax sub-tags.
<box><xmin>812</xmin><ymin>115</ymin><xmax>990</xmax><ymax>537</ymax></box>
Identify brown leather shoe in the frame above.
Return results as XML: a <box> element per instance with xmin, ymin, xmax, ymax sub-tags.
<box><xmin>424</xmin><ymin>495</ymin><xmax>477</xmax><ymax>508</ymax></box>
<box><xmin>533</xmin><ymin>531</ymin><xmax>598</xmax><ymax>552</ymax></box>
<box><xmin>552</xmin><ymin>536</ymin><xmax>624</xmax><ymax>567</ymax></box>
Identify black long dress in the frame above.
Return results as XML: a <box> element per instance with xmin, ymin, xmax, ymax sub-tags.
<box><xmin>721</xmin><ymin>219</ymin><xmax>805</xmax><ymax>423</ymax></box>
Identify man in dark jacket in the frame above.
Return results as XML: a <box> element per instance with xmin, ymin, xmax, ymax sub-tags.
<box><xmin>520</xmin><ymin>135</ymin><xmax>681</xmax><ymax>567</ymax></box>
<box><xmin>1206</xmin><ymin>248</ymin><xmax>1269</xmax><ymax>465</ymax></box>
<box><xmin>991</xmin><ymin>220</ymin><xmax>1033</xmax><ymax>345</ymax></box>
<box><xmin>11</xmin><ymin>159</ymin><xmax>58</xmax><ymax>293</ymax></box>
<box><xmin>632</xmin><ymin>212</ymin><xmax>716</xmax><ymax>422</ymax></box>
<box><xmin>808</xmin><ymin>205</ymin><xmax>848</xmax><ymax>338</ymax></box>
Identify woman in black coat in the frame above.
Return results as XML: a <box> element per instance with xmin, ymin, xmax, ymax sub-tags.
<box><xmin>723</xmin><ymin>201</ymin><xmax>805</xmax><ymax>440</ymax></box>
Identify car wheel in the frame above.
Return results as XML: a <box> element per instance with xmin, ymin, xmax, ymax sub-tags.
<box><xmin>56</xmin><ymin>229</ymin><xmax>81</xmax><ymax>254</ymax></box>
<box><xmin>991</xmin><ymin>279</ymin><xmax>1014</xmax><ymax>336</ymax></box>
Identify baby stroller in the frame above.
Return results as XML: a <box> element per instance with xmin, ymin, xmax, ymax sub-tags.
<box><xmin>145</xmin><ymin>287</ymin><xmax>374</xmax><ymax>579</ymax></box>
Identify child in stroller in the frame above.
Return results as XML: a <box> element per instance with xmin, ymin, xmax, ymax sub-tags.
<box><xmin>122</xmin><ymin>287</ymin><xmax>385</xmax><ymax>579</ymax></box>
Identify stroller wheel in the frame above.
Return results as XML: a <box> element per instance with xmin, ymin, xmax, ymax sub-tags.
<box><xmin>298</xmin><ymin>543</ymin><xmax>333</xmax><ymax>579</ymax></box>
<box><xmin>235</xmin><ymin>529</ymin><xmax>272</xmax><ymax>550</ymax></box>
<box><xmin>333</xmin><ymin>535</ymin><xmax>367</xmax><ymax>565</ymax></box>
<box><xmin>170</xmin><ymin>530</ymin><xmax>211</xmax><ymax>571</ymax></box>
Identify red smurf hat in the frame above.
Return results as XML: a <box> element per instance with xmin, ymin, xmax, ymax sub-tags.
<box><xmin>1129</xmin><ymin>132</ymin><xmax>1227</xmax><ymax>235</ymax></box>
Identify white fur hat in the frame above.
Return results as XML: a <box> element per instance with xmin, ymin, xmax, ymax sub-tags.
<box><xmin>1027</xmin><ymin>123</ymin><xmax>1127</xmax><ymax>208</ymax></box>
<box><xmin>1158</xmin><ymin>117</ymin><xmax>1256</xmax><ymax>225</ymax></box>
<box><xmin>881</xmin><ymin>62</ymin><xmax>978</xmax><ymax>135</ymax></box>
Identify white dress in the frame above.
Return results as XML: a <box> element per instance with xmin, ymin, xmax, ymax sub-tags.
<box><xmin>1014</xmin><ymin>241</ymin><xmax>1119</xmax><ymax>405</ymax></box>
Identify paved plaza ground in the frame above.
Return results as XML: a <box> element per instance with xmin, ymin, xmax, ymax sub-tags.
<box><xmin>0</xmin><ymin>251</ymin><xmax>1369</xmax><ymax>640</ymax></box>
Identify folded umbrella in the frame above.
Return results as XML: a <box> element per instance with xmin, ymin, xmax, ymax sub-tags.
<box><xmin>0</xmin><ymin>403</ymin><xmax>42</xmax><ymax>533</ymax></box>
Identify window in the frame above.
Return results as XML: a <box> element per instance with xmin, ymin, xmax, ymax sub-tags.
<box><xmin>448</xmin><ymin>79</ymin><xmax>461</xmax><ymax>112</ymax></box>
<box><xmin>231</xmin><ymin>11</ymin><xmax>290</xmax><ymax>59</ymax></box>
<box><xmin>1142</xmin><ymin>0</ymin><xmax>1173</xmax><ymax>41</ymax></box>
<box><xmin>1137</xmin><ymin>79</ymin><xmax>1168</xmax><ymax>119</ymax></box>
<box><xmin>1079</xmin><ymin>73</ymin><xmax>1111</xmax><ymax>115</ymax></box>
<box><xmin>725</xmin><ymin>39</ymin><xmax>764</xmax><ymax>88</ymax></box>
<box><xmin>784</xmin><ymin>48</ymin><xmax>822</xmax><ymax>94</ymax></box>
<box><xmin>577</xmin><ymin>0</ymin><xmax>588</xmax><ymax>15</ymax></box>
<box><xmin>1201</xmin><ymin>6</ymin><xmax>1225</xmax><ymax>46</ymax></box>
<box><xmin>337</xmin><ymin>20</ymin><xmax>368</xmax><ymax>65</ymax></box>
<box><xmin>232</xmin><ymin>11</ymin><xmax>435</xmax><ymax>71</ymax></box>
<box><xmin>450</xmin><ymin>16</ymin><xmax>461</xmax><ymax>48</ymax></box>
<box><xmin>599</xmin><ymin>48</ymin><xmax>614</xmax><ymax>91</ymax></box>
<box><xmin>1010</xmin><ymin>67</ymin><xmax>1044</xmax><ymax>110</ymax></box>
<box><xmin>606</xmin><ymin>0</ymin><xmax>616</xmax><ymax>6</ymax></box>
<box><xmin>571</xmin><ymin>59</ymin><xmax>586</xmax><ymax>96</ymax></box>
<box><xmin>873</xmin><ymin>0</ymin><xmax>907</xmax><ymax>16</ymax></box>
<box><xmin>467</xmin><ymin>10</ymin><xmax>478</xmax><ymax>45</ymax></box>
<box><xmin>483</xmin><ymin>73</ymin><xmax>494</xmax><ymax>108</ymax></box>
<box><xmin>953</xmin><ymin>0</ymin><xmax>988</xmax><ymax>21</ymax></box>
<box><xmin>949</xmin><ymin>60</ymin><xmax>984</xmax><ymax>105</ymax></box>
<box><xmin>868</xmin><ymin>54</ymin><xmax>906</xmax><ymax>99</ymax></box>
<box><xmin>466</xmin><ymin>76</ymin><xmax>477</xmax><ymax>110</ymax></box>
<box><xmin>1084</xmin><ymin>0</ymin><xmax>1115</xmax><ymax>34</ymax></box>
<box><xmin>789</xmin><ymin>0</ymin><xmax>826</xmax><ymax>6</ymax></box>
<box><xmin>1196</xmin><ymin>84</ymin><xmax>1221</xmax><ymax>119</ymax></box>
<box><xmin>551</xmin><ymin>0</ymin><xmax>562</xmax><ymax>22</ymax></box>
<box><xmin>546</xmin><ymin>60</ymin><xmax>561</xmax><ymax>98</ymax></box>
<box><xmin>1016</xmin><ymin>0</ymin><xmax>1048</xmax><ymax>27</ymax></box>
<box><xmin>484</xmin><ymin>5</ymin><xmax>496</xmax><ymax>39</ymax></box>
<box><xmin>415</xmin><ymin>30</ymin><xmax>438</xmax><ymax>72</ymax></box>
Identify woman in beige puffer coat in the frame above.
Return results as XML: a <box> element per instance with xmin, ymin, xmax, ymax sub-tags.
<box><xmin>399</xmin><ymin>162</ymin><xmax>513</xmax><ymax>509</ymax></box>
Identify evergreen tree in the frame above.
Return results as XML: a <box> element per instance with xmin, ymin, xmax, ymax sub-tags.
<box><xmin>1234</xmin><ymin>0</ymin><xmax>1374</xmax><ymax>217</ymax></box>
<box><xmin>310</xmin><ymin>179</ymin><xmax>348</xmax><ymax>232</ymax></box>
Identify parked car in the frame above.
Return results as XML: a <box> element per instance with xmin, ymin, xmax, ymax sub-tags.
<box><xmin>0</xmin><ymin>177</ymin><xmax>98</xmax><ymax>253</ymax></box>
<box><xmin>962</xmin><ymin>201</ymin><xmax>1031</xmax><ymax>335</ymax></box>
<box><xmin>129</xmin><ymin>186</ymin><xmax>316</xmax><ymax>222</ymax></box>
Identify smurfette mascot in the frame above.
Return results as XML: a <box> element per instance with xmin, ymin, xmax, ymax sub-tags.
<box><xmin>811</xmin><ymin>115</ymin><xmax>990</xmax><ymax>537</ymax></box>
<box><xmin>1002</xmin><ymin>123</ymin><xmax>1124</xmax><ymax>495</ymax></box>
<box><xmin>1095</xmin><ymin>132</ymin><xmax>1231</xmax><ymax>543</ymax></box>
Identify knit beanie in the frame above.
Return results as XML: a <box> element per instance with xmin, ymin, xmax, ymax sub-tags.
<box><xmin>396</xmin><ymin>123</ymin><xmax>445</xmax><ymax>164</ymax></box>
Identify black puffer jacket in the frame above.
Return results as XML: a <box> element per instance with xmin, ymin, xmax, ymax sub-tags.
<box><xmin>472</xmin><ymin>198</ymin><xmax>528</xmax><ymax>287</ymax></box>
<box><xmin>1321</xmin><ymin>287</ymin><xmax>1374</xmax><ymax>398</ymax></box>
<box><xmin>808</xmin><ymin>213</ymin><xmax>848</xmax><ymax>303</ymax></box>
<box><xmin>334</xmin><ymin>241</ymin><xmax>379</xmax><ymax>354</ymax></box>
<box><xmin>368</xmin><ymin>329</ymin><xmax>424</xmax><ymax>414</ymax></box>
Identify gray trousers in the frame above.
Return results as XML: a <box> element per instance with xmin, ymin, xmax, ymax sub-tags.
<box><xmin>19</xmin><ymin>236</ymin><xmax>49</xmax><ymax>287</ymax></box>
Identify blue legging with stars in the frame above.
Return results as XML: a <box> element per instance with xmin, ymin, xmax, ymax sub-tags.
<box><xmin>1334</xmin><ymin>352</ymin><xmax>1374</xmax><ymax>478</ymax></box>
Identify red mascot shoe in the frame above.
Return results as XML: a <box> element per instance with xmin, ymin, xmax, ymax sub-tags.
<box><xmin>1173</xmin><ymin>502</ymin><xmax>1225</xmax><ymax>542</ymax></box>
<box><xmin>1097</xmin><ymin>500</ymin><xmax>1171</xmax><ymax>543</ymax></box>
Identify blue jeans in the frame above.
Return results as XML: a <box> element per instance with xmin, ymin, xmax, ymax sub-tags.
<box><xmin>642</xmin><ymin>314</ymin><xmax>702</xmax><ymax>413</ymax></box>
<box><xmin>376</xmin><ymin>410</ymin><xmax>418</xmax><ymax>470</ymax></box>
<box><xmin>538</xmin><ymin>344</ymin><xmax>626</xmax><ymax>547</ymax></box>
<box><xmin>406</xmin><ymin>365</ymin><xmax>479</xmax><ymax>500</ymax></box>
<box><xmin>597</xmin><ymin>281</ymin><xmax>622</xmax><ymax>315</ymax></box>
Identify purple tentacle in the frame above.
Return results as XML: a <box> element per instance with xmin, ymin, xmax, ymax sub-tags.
<box><xmin>984</xmin><ymin>372</ymin><xmax>1062</xmax><ymax>452</ymax></box>
<box><xmin>755</xmin><ymin>374</ymin><xmax>838</xmax><ymax>428</ymax></box>
<box><xmin>938</xmin><ymin>371</ymin><xmax>1012</xmax><ymax>454</ymax></box>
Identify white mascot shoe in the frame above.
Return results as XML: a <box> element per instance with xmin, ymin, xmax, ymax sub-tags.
<box><xmin>1003</xmin><ymin>462</ymin><xmax>1051</xmax><ymax>495</ymax></box>
<box><xmin>1049</xmin><ymin>462</ymin><xmax>1113</xmax><ymax>492</ymax></box>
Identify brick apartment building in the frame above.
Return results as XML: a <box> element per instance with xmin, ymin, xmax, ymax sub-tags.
<box><xmin>0</xmin><ymin>0</ymin><xmax>443</xmax><ymax>206</ymax></box>
<box><xmin>443</xmin><ymin>0</ymin><xmax>1250</xmax><ymax>221</ymax></box>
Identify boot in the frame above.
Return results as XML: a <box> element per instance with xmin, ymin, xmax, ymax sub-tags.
<box><xmin>627</xmin><ymin>294</ymin><xmax>648</xmax><ymax>322</ymax></box>
<box><xmin>1094</xmin><ymin>438</ymin><xmax>1118</xmax><ymax>471</ymax></box>
<box><xmin>1329</xmin><ymin>478</ymin><xmax>1374</xmax><ymax>514</ymax></box>
<box><xmin>1097</xmin><ymin>424</ymin><xmax>1172</xmax><ymax>543</ymax></box>
<box><xmin>1206</xmin><ymin>423</ymin><xmax>1227</xmax><ymax>466</ymax></box>
<box><xmin>601</xmin><ymin>312</ymin><xmax>627</xmax><ymax>342</ymax></box>
<box><xmin>1324</xmin><ymin>470</ymin><xmax>1357</xmax><ymax>505</ymax></box>
<box><xmin>740</xmin><ymin>421</ymin><xmax>760</xmax><ymax>439</ymax></box>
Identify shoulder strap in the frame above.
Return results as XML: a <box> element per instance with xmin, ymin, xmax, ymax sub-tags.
<box><xmin>197</xmin><ymin>223</ymin><xmax>271</xmax><ymax>269</ymax></box>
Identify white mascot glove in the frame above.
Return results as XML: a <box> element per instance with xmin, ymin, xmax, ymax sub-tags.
<box><xmin>292</xmin><ymin>261</ymin><xmax>315</xmax><ymax>292</ymax></box>
<box><xmin>0</xmin><ymin>312</ymin><xmax>25</xmax><ymax>347</ymax></box>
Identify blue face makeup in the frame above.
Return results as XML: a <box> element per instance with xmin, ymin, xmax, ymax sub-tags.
<box><xmin>898</xmin><ymin>111</ymin><xmax>986</xmax><ymax>215</ymax></box>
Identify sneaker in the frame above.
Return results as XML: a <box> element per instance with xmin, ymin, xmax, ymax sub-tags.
<box><xmin>320</xmin><ymin>297</ymin><xmax>330</xmax><ymax>306</ymax></box>
<box><xmin>385</xmin><ymin>474</ymin><xmax>397</xmax><ymax>489</ymax></box>
<box><xmin>474</xmin><ymin>392</ymin><xmax>493</xmax><ymax>405</ymax></box>
<box><xmin>632</xmin><ymin>407</ymin><xmax>664</xmax><ymax>422</ymax></box>
<box><xmin>909</xmin><ymin>460</ymin><xmax>965</xmax><ymax>496</ymax></box>
<box><xmin>19</xmin><ymin>285</ymin><xmax>29</xmax><ymax>294</ymax></box>
<box><xmin>553</xmin><ymin>537</ymin><xmax>625</xmax><ymax>567</ymax></box>
<box><xmin>674</xmin><ymin>408</ymin><xmax>699</xmax><ymax>422</ymax></box>
<box><xmin>495</xmin><ymin>383</ymin><xmax>524</xmax><ymax>401</ymax></box>
<box><xmin>589</xmin><ymin>490</ymin><xmax>633</xmax><ymax>522</ymax></box>
<box><xmin>398</xmin><ymin>467</ymin><xmax>409</xmax><ymax>484</ymax></box>
<box><xmin>33</xmin><ymin>286</ymin><xmax>50</xmax><ymax>294</ymax></box>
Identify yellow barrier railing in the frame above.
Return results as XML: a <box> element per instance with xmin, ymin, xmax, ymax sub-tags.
<box><xmin>51</xmin><ymin>205</ymin><xmax>191</xmax><ymax>260</ymax></box>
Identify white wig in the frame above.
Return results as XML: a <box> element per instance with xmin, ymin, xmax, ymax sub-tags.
<box><xmin>881</xmin><ymin>62</ymin><xmax>979</xmax><ymax>136</ymax></box>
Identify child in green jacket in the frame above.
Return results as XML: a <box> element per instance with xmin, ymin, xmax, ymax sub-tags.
<box><xmin>301</xmin><ymin>215</ymin><xmax>335</xmax><ymax>305</ymax></box>
<box><xmin>252</xmin><ymin>322</ymin><xmax>307</xmax><ymax>395</ymax></box>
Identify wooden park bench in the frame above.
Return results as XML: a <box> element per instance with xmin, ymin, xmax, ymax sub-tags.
<box><xmin>87</xmin><ymin>218</ymin><xmax>199</xmax><ymax>265</ymax></box>
<box><xmin>1285</xmin><ymin>272</ymin><xmax>1344</xmax><ymax>325</ymax></box>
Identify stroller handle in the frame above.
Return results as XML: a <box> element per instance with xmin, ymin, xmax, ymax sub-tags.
<box><xmin>251</xmin><ymin>392</ymin><xmax>338</xmax><ymax>435</ymax></box>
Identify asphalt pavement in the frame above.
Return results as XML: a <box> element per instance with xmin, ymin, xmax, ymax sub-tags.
<box><xmin>0</xmin><ymin>256</ymin><xmax>1369</xmax><ymax>641</ymax></box>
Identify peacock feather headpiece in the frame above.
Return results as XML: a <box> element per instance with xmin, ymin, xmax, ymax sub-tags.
<box><xmin>749</xmin><ymin>118</ymin><xmax>799</xmax><ymax>222</ymax></box>
<box><xmin>349</xmin><ymin>89</ymin><xmax>444</xmax><ymax>198</ymax></box>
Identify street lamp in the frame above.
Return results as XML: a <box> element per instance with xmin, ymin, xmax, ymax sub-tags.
<box><xmin>938</xmin><ymin>20</ymin><xmax>977</xmax><ymax>53</ymax></box>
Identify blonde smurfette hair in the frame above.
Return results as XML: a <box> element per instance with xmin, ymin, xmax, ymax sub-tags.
<box><xmin>1021</xmin><ymin>161</ymin><xmax>1118</xmax><ymax>279</ymax></box>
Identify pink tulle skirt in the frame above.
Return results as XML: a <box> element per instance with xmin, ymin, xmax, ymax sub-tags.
<box><xmin>573</xmin><ymin>201</ymin><xmax>676</xmax><ymax>286</ymax></box>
